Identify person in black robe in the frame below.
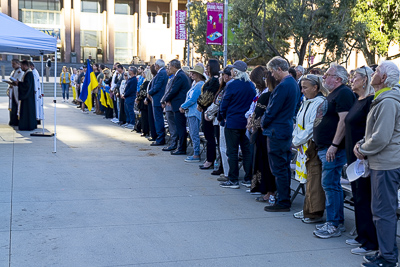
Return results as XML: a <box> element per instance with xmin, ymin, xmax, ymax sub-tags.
<box><xmin>15</xmin><ymin>60</ymin><xmax>37</xmax><ymax>131</ymax></box>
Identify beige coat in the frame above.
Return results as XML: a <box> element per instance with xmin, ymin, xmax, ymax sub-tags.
<box><xmin>359</xmin><ymin>86</ymin><xmax>400</xmax><ymax>170</ymax></box>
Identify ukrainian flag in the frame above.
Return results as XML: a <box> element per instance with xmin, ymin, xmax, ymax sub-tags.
<box><xmin>100</xmin><ymin>84</ymin><xmax>113</xmax><ymax>109</ymax></box>
<box><xmin>80</xmin><ymin>60</ymin><xmax>99</xmax><ymax>111</ymax></box>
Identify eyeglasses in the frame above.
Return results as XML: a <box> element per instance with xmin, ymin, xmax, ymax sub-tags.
<box><xmin>324</xmin><ymin>73</ymin><xmax>337</xmax><ymax>78</ymax></box>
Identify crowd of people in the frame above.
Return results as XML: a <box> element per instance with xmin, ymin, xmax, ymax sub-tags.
<box><xmin>8</xmin><ymin>56</ymin><xmax>400</xmax><ymax>267</ymax></box>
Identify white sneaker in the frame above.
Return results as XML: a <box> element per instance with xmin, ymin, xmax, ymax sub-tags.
<box><xmin>293</xmin><ymin>210</ymin><xmax>304</xmax><ymax>219</ymax></box>
<box><xmin>125</xmin><ymin>124</ymin><xmax>134</xmax><ymax>128</ymax></box>
<box><xmin>351</xmin><ymin>247</ymin><xmax>377</xmax><ymax>256</ymax></box>
<box><xmin>121</xmin><ymin>123</ymin><xmax>129</xmax><ymax>127</ymax></box>
<box><xmin>346</xmin><ymin>239</ymin><xmax>362</xmax><ymax>246</ymax></box>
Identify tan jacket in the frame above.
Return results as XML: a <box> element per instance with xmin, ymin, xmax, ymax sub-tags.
<box><xmin>359</xmin><ymin>86</ymin><xmax>400</xmax><ymax>170</ymax></box>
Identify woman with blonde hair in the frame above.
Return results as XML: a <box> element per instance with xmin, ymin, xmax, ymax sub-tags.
<box><xmin>60</xmin><ymin>66</ymin><xmax>71</xmax><ymax>102</ymax></box>
<box><xmin>292</xmin><ymin>74</ymin><xmax>329</xmax><ymax>224</ymax></box>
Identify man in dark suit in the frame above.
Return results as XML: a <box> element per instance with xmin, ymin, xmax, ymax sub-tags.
<box><xmin>163</xmin><ymin>59</ymin><xmax>191</xmax><ymax>155</ymax></box>
<box><xmin>148</xmin><ymin>59</ymin><xmax>168</xmax><ymax>146</ymax></box>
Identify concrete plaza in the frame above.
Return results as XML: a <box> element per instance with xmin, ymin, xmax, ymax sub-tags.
<box><xmin>0</xmin><ymin>96</ymin><xmax>396</xmax><ymax>267</ymax></box>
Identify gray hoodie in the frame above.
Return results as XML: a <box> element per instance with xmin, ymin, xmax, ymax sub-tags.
<box><xmin>359</xmin><ymin>85</ymin><xmax>400</xmax><ymax>170</ymax></box>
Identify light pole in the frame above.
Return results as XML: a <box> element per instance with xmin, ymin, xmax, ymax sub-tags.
<box><xmin>223</xmin><ymin>0</ymin><xmax>228</xmax><ymax>66</ymax></box>
<box><xmin>186</xmin><ymin>0</ymin><xmax>192</xmax><ymax>67</ymax></box>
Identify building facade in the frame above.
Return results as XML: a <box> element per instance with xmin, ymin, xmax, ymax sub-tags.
<box><xmin>0</xmin><ymin>0</ymin><xmax>187</xmax><ymax>64</ymax></box>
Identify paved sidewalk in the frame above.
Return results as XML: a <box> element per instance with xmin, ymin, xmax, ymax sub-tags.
<box><xmin>0</xmin><ymin>97</ymin><xmax>396</xmax><ymax>267</ymax></box>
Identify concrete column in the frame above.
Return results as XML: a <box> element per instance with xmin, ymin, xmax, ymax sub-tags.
<box><xmin>106</xmin><ymin>0</ymin><xmax>115</xmax><ymax>64</ymax></box>
<box><xmin>64</xmin><ymin>0</ymin><xmax>72</xmax><ymax>63</ymax></box>
<box><xmin>10</xmin><ymin>0</ymin><xmax>18</xmax><ymax>19</ymax></box>
<box><xmin>170</xmin><ymin>0</ymin><xmax>178</xmax><ymax>59</ymax></box>
<box><xmin>73</xmin><ymin>0</ymin><xmax>81</xmax><ymax>63</ymax></box>
<box><xmin>1</xmin><ymin>0</ymin><xmax>9</xmax><ymax>16</ymax></box>
<box><xmin>138</xmin><ymin>0</ymin><xmax>147</xmax><ymax>61</ymax></box>
<box><xmin>132</xmin><ymin>0</ymin><xmax>138</xmax><ymax>57</ymax></box>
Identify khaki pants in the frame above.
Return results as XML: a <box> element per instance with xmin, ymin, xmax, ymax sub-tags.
<box><xmin>303</xmin><ymin>140</ymin><xmax>325</xmax><ymax>218</ymax></box>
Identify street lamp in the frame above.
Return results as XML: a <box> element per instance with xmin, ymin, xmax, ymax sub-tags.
<box><xmin>186</xmin><ymin>0</ymin><xmax>193</xmax><ymax>67</ymax></box>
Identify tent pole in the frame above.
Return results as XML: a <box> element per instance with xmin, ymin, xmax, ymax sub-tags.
<box><xmin>41</xmin><ymin>55</ymin><xmax>45</xmax><ymax>134</ymax></box>
<box><xmin>53</xmin><ymin>51</ymin><xmax>57</xmax><ymax>153</ymax></box>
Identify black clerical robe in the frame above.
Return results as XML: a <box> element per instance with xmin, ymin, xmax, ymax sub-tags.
<box><xmin>18</xmin><ymin>71</ymin><xmax>37</xmax><ymax>131</ymax></box>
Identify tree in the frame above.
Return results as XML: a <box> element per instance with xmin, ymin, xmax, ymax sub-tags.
<box><xmin>350</xmin><ymin>0</ymin><xmax>400</xmax><ymax>65</ymax></box>
<box><xmin>228</xmin><ymin>0</ymin><xmax>356</xmax><ymax>67</ymax></box>
<box><xmin>188</xmin><ymin>0</ymin><xmax>357</xmax><ymax>67</ymax></box>
<box><xmin>276</xmin><ymin>0</ymin><xmax>357</xmax><ymax>67</ymax></box>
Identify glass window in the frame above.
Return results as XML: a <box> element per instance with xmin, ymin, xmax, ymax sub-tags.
<box><xmin>115</xmin><ymin>32</ymin><xmax>133</xmax><ymax>48</ymax></box>
<box><xmin>19</xmin><ymin>0</ymin><xmax>60</xmax><ymax>11</ymax></box>
<box><xmin>115</xmin><ymin>0</ymin><xmax>134</xmax><ymax>15</ymax></box>
<box><xmin>81</xmin><ymin>31</ymin><xmax>99</xmax><ymax>47</ymax></box>
<box><xmin>81</xmin><ymin>0</ymin><xmax>102</xmax><ymax>13</ymax></box>
<box><xmin>33</xmin><ymin>11</ymin><xmax>48</xmax><ymax>24</ymax></box>
<box><xmin>32</xmin><ymin>0</ymin><xmax>49</xmax><ymax>10</ymax></box>
<box><xmin>49</xmin><ymin>12</ymin><xmax>54</xmax><ymax>24</ymax></box>
<box><xmin>21</xmin><ymin>10</ymin><xmax>33</xmax><ymax>23</ymax></box>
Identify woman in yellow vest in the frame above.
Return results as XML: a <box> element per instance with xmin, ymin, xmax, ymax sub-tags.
<box><xmin>60</xmin><ymin>66</ymin><xmax>71</xmax><ymax>102</ymax></box>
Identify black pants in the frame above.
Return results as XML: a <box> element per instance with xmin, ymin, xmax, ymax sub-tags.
<box><xmin>140</xmin><ymin>107</ymin><xmax>149</xmax><ymax>135</ymax></box>
<box><xmin>252</xmin><ymin>132</ymin><xmax>276</xmax><ymax>194</ymax></box>
<box><xmin>174</xmin><ymin>111</ymin><xmax>187</xmax><ymax>152</ymax></box>
<box><xmin>267</xmin><ymin>136</ymin><xmax>292</xmax><ymax>208</ymax></box>
<box><xmin>351</xmin><ymin>176</ymin><xmax>378</xmax><ymax>250</ymax></box>
<box><xmin>9</xmin><ymin>97</ymin><xmax>19</xmax><ymax>126</ymax></box>
<box><xmin>148</xmin><ymin>101</ymin><xmax>157</xmax><ymax>140</ymax></box>
<box><xmin>225</xmin><ymin>128</ymin><xmax>252</xmax><ymax>183</ymax></box>
<box><xmin>113</xmin><ymin>99</ymin><xmax>118</xmax><ymax>119</ymax></box>
<box><xmin>202</xmin><ymin>115</ymin><xmax>216</xmax><ymax>162</ymax></box>
<box><xmin>119</xmin><ymin>98</ymin><xmax>126</xmax><ymax>124</ymax></box>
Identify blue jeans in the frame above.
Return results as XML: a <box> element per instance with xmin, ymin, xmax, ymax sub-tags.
<box><xmin>124</xmin><ymin>97</ymin><xmax>136</xmax><ymax>125</ymax></box>
<box><xmin>61</xmin><ymin>83</ymin><xmax>69</xmax><ymax>99</ymax></box>
<box><xmin>318</xmin><ymin>148</ymin><xmax>346</xmax><ymax>226</ymax></box>
<box><xmin>187</xmin><ymin>116</ymin><xmax>200</xmax><ymax>156</ymax></box>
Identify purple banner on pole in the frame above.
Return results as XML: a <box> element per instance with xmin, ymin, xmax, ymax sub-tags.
<box><xmin>206</xmin><ymin>2</ymin><xmax>224</xmax><ymax>45</ymax></box>
<box><xmin>175</xmin><ymin>10</ymin><xmax>187</xmax><ymax>40</ymax></box>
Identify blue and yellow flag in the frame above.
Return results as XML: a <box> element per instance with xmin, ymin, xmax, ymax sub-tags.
<box><xmin>80</xmin><ymin>59</ymin><xmax>99</xmax><ymax>111</ymax></box>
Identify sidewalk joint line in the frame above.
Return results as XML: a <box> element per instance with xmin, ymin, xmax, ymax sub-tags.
<box><xmin>8</xmin><ymin>129</ymin><xmax>15</xmax><ymax>267</ymax></box>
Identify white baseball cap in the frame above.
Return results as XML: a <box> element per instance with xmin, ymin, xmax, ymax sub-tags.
<box><xmin>346</xmin><ymin>159</ymin><xmax>366</xmax><ymax>182</ymax></box>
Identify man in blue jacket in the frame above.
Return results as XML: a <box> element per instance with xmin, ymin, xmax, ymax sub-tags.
<box><xmin>219</xmin><ymin>60</ymin><xmax>256</xmax><ymax>189</ymax></box>
<box><xmin>163</xmin><ymin>59</ymin><xmax>191</xmax><ymax>155</ymax></box>
<box><xmin>148</xmin><ymin>59</ymin><xmax>168</xmax><ymax>146</ymax></box>
<box><xmin>262</xmin><ymin>56</ymin><xmax>300</xmax><ymax>212</ymax></box>
<box><xmin>122</xmin><ymin>66</ymin><xmax>138</xmax><ymax>129</ymax></box>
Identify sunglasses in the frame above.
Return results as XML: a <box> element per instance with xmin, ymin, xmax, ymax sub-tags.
<box><xmin>360</xmin><ymin>65</ymin><xmax>368</xmax><ymax>77</ymax></box>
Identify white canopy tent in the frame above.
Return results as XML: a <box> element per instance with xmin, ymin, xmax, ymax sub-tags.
<box><xmin>0</xmin><ymin>12</ymin><xmax>58</xmax><ymax>152</ymax></box>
